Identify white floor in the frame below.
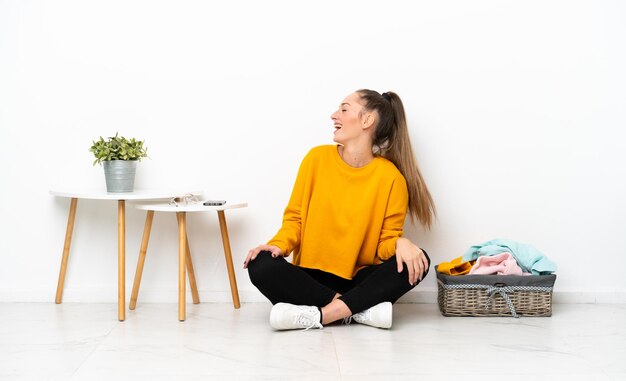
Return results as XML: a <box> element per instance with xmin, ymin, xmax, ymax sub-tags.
<box><xmin>0</xmin><ymin>303</ymin><xmax>624</xmax><ymax>381</ymax></box>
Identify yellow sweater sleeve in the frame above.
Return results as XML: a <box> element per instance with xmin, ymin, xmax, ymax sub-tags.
<box><xmin>376</xmin><ymin>175</ymin><xmax>409</xmax><ymax>261</ymax></box>
<box><xmin>266</xmin><ymin>150</ymin><xmax>311</xmax><ymax>255</ymax></box>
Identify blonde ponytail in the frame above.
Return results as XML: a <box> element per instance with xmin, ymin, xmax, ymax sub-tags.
<box><xmin>357</xmin><ymin>89</ymin><xmax>436</xmax><ymax>228</ymax></box>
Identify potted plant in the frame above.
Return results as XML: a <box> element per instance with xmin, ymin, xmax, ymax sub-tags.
<box><xmin>89</xmin><ymin>133</ymin><xmax>148</xmax><ymax>192</ymax></box>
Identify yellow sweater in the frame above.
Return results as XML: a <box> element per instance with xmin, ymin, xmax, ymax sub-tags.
<box><xmin>268</xmin><ymin>145</ymin><xmax>409</xmax><ymax>279</ymax></box>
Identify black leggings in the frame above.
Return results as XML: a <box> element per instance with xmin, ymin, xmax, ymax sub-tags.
<box><xmin>247</xmin><ymin>250</ymin><xmax>431</xmax><ymax>314</ymax></box>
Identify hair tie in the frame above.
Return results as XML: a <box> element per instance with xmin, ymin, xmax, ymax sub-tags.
<box><xmin>381</xmin><ymin>92</ymin><xmax>391</xmax><ymax>101</ymax></box>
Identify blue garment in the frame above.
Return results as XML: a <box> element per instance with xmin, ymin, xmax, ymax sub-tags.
<box><xmin>462</xmin><ymin>239</ymin><xmax>557</xmax><ymax>275</ymax></box>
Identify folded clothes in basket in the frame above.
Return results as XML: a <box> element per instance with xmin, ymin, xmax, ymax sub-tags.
<box><xmin>469</xmin><ymin>252</ymin><xmax>529</xmax><ymax>276</ymax></box>
<box><xmin>436</xmin><ymin>253</ymin><xmax>527</xmax><ymax>276</ymax></box>
<box><xmin>462</xmin><ymin>238</ymin><xmax>557</xmax><ymax>275</ymax></box>
<box><xmin>437</xmin><ymin>256</ymin><xmax>476</xmax><ymax>275</ymax></box>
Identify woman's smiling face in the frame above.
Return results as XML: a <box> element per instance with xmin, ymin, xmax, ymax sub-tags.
<box><xmin>330</xmin><ymin>92</ymin><xmax>367</xmax><ymax>145</ymax></box>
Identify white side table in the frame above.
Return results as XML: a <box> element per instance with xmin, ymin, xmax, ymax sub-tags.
<box><xmin>50</xmin><ymin>189</ymin><xmax>198</xmax><ymax>321</ymax></box>
<box><xmin>131</xmin><ymin>201</ymin><xmax>247</xmax><ymax>321</ymax></box>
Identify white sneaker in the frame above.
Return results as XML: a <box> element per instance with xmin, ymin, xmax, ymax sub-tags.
<box><xmin>270</xmin><ymin>303</ymin><xmax>323</xmax><ymax>330</ymax></box>
<box><xmin>350</xmin><ymin>302</ymin><xmax>392</xmax><ymax>329</ymax></box>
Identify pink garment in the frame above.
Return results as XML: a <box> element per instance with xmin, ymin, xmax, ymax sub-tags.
<box><xmin>468</xmin><ymin>252</ymin><xmax>529</xmax><ymax>275</ymax></box>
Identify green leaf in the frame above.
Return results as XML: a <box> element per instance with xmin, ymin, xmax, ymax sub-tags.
<box><xmin>90</xmin><ymin>133</ymin><xmax>148</xmax><ymax>165</ymax></box>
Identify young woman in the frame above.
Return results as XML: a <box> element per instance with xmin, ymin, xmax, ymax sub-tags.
<box><xmin>244</xmin><ymin>89</ymin><xmax>435</xmax><ymax>330</ymax></box>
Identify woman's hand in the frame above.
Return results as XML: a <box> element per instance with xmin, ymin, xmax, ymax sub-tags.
<box><xmin>395</xmin><ymin>238</ymin><xmax>429</xmax><ymax>285</ymax></box>
<box><xmin>243</xmin><ymin>244</ymin><xmax>284</xmax><ymax>269</ymax></box>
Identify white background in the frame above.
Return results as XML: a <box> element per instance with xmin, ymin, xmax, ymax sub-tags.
<box><xmin>1</xmin><ymin>0</ymin><xmax>624</xmax><ymax>303</ymax></box>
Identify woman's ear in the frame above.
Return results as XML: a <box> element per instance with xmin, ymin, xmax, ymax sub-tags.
<box><xmin>361</xmin><ymin>112</ymin><xmax>376</xmax><ymax>130</ymax></box>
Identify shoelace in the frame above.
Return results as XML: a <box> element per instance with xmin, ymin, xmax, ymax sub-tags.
<box><xmin>342</xmin><ymin>308</ymin><xmax>370</xmax><ymax>325</ymax></box>
<box><xmin>354</xmin><ymin>309</ymin><xmax>370</xmax><ymax>322</ymax></box>
<box><xmin>294</xmin><ymin>310</ymin><xmax>323</xmax><ymax>331</ymax></box>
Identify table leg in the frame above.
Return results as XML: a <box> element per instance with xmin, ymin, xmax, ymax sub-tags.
<box><xmin>217</xmin><ymin>210</ymin><xmax>241</xmax><ymax>309</ymax></box>
<box><xmin>118</xmin><ymin>200</ymin><xmax>126</xmax><ymax>321</ymax></box>
<box><xmin>185</xmin><ymin>233</ymin><xmax>200</xmax><ymax>304</ymax></box>
<box><xmin>55</xmin><ymin>197</ymin><xmax>78</xmax><ymax>304</ymax></box>
<box><xmin>177</xmin><ymin>212</ymin><xmax>187</xmax><ymax>321</ymax></box>
<box><xmin>130</xmin><ymin>210</ymin><xmax>154</xmax><ymax>310</ymax></box>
